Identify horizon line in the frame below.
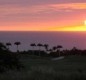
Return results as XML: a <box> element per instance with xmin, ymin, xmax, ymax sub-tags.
<box><xmin>0</xmin><ymin>30</ymin><xmax>86</xmax><ymax>32</ymax></box>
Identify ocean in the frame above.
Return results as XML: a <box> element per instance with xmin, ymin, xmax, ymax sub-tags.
<box><xmin>0</xmin><ymin>31</ymin><xmax>86</xmax><ymax>52</ymax></box>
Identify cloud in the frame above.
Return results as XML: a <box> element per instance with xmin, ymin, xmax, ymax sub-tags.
<box><xmin>0</xmin><ymin>2</ymin><xmax>86</xmax><ymax>16</ymax></box>
<box><xmin>30</xmin><ymin>3</ymin><xmax>86</xmax><ymax>13</ymax></box>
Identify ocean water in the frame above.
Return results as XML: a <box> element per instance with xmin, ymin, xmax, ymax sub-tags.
<box><xmin>0</xmin><ymin>31</ymin><xmax>86</xmax><ymax>52</ymax></box>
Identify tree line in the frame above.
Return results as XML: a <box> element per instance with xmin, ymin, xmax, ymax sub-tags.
<box><xmin>5</xmin><ymin>42</ymin><xmax>63</xmax><ymax>56</ymax></box>
<box><xmin>3</xmin><ymin>42</ymin><xmax>86</xmax><ymax>57</ymax></box>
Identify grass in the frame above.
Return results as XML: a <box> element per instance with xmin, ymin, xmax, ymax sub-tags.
<box><xmin>0</xmin><ymin>55</ymin><xmax>86</xmax><ymax>80</ymax></box>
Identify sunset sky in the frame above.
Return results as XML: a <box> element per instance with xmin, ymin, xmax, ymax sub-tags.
<box><xmin>0</xmin><ymin>0</ymin><xmax>86</xmax><ymax>31</ymax></box>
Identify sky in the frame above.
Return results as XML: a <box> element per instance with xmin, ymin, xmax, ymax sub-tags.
<box><xmin>0</xmin><ymin>0</ymin><xmax>86</xmax><ymax>31</ymax></box>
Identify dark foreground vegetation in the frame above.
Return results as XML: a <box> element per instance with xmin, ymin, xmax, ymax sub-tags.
<box><xmin>0</xmin><ymin>42</ymin><xmax>23</xmax><ymax>72</ymax></box>
<box><xmin>0</xmin><ymin>42</ymin><xmax>86</xmax><ymax>80</ymax></box>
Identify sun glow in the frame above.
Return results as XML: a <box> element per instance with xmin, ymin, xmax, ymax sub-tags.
<box><xmin>84</xmin><ymin>20</ymin><xmax>86</xmax><ymax>26</ymax></box>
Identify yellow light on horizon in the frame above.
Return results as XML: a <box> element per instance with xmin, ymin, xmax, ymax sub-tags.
<box><xmin>48</xmin><ymin>25</ymin><xmax>86</xmax><ymax>31</ymax></box>
<box><xmin>84</xmin><ymin>20</ymin><xmax>86</xmax><ymax>26</ymax></box>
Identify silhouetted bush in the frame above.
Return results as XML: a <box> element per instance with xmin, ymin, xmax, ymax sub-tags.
<box><xmin>0</xmin><ymin>42</ymin><xmax>23</xmax><ymax>73</ymax></box>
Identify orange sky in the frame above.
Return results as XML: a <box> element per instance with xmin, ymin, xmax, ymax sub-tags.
<box><xmin>0</xmin><ymin>0</ymin><xmax>86</xmax><ymax>31</ymax></box>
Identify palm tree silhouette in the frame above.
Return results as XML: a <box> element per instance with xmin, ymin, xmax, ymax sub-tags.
<box><xmin>30</xmin><ymin>43</ymin><xmax>36</xmax><ymax>55</ymax></box>
<box><xmin>57</xmin><ymin>45</ymin><xmax>63</xmax><ymax>56</ymax></box>
<box><xmin>14</xmin><ymin>42</ymin><xmax>21</xmax><ymax>52</ymax></box>
<box><xmin>48</xmin><ymin>49</ymin><xmax>53</xmax><ymax>54</ymax></box>
<box><xmin>52</xmin><ymin>46</ymin><xmax>57</xmax><ymax>52</ymax></box>
<box><xmin>37</xmin><ymin>43</ymin><xmax>43</xmax><ymax>56</ymax></box>
<box><xmin>44</xmin><ymin>44</ymin><xmax>49</xmax><ymax>51</ymax></box>
<box><xmin>6</xmin><ymin>42</ymin><xmax>11</xmax><ymax>50</ymax></box>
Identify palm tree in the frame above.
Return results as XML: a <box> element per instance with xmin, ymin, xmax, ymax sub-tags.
<box><xmin>57</xmin><ymin>45</ymin><xmax>63</xmax><ymax>56</ymax></box>
<box><xmin>44</xmin><ymin>44</ymin><xmax>49</xmax><ymax>51</ymax></box>
<box><xmin>30</xmin><ymin>43</ymin><xmax>36</xmax><ymax>55</ymax></box>
<box><xmin>52</xmin><ymin>46</ymin><xmax>57</xmax><ymax>52</ymax></box>
<box><xmin>6</xmin><ymin>42</ymin><xmax>11</xmax><ymax>50</ymax></box>
<box><xmin>37</xmin><ymin>43</ymin><xmax>43</xmax><ymax>56</ymax></box>
<box><xmin>14</xmin><ymin>42</ymin><xmax>21</xmax><ymax>52</ymax></box>
<box><xmin>48</xmin><ymin>49</ymin><xmax>53</xmax><ymax>53</ymax></box>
